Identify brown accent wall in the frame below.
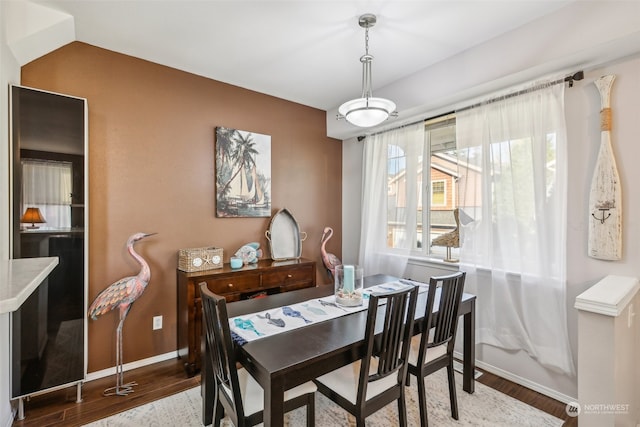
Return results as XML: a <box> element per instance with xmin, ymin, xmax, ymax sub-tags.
<box><xmin>21</xmin><ymin>42</ymin><xmax>342</xmax><ymax>373</ymax></box>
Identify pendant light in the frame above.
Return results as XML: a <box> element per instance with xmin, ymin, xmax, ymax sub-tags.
<box><xmin>337</xmin><ymin>14</ymin><xmax>397</xmax><ymax>128</ymax></box>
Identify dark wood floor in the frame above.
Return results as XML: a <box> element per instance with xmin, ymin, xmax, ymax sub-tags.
<box><xmin>11</xmin><ymin>358</ymin><xmax>199</xmax><ymax>427</ymax></box>
<box><xmin>12</xmin><ymin>358</ymin><xmax>576</xmax><ymax>426</ymax></box>
<box><xmin>477</xmin><ymin>368</ymin><xmax>577</xmax><ymax>427</ymax></box>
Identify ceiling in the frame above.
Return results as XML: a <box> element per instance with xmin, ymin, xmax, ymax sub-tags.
<box><xmin>21</xmin><ymin>1</ymin><xmax>609</xmax><ymax>139</ymax></box>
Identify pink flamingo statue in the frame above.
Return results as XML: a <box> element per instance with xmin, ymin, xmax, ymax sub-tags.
<box><xmin>88</xmin><ymin>232</ymin><xmax>156</xmax><ymax>396</ymax></box>
<box><xmin>320</xmin><ymin>227</ymin><xmax>341</xmax><ymax>281</ymax></box>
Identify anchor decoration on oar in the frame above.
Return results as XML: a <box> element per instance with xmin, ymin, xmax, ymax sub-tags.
<box><xmin>588</xmin><ymin>75</ymin><xmax>622</xmax><ymax>260</ymax></box>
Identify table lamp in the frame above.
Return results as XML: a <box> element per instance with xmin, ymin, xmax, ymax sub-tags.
<box><xmin>21</xmin><ymin>207</ymin><xmax>46</xmax><ymax>229</ymax></box>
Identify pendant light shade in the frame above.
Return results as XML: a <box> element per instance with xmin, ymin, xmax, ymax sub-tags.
<box><xmin>337</xmin><ymin>14</ymin><xmax>397</xmax><ymax>128</ymax></box>
<box><xmin>338</xmin><ymin>97</ymin><xmax>397</xmax><ymax>128</ymax></box>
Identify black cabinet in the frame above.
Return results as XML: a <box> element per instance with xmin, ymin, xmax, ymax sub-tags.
<box><xmin>12</xmin><ymin>232</ymin><xmax>85</xmax><ymax>398</ymax></box>
<box><xmin>10</xmin><ymin>85</ymin><xmax>87</xmax><ymax>401</ymax></box>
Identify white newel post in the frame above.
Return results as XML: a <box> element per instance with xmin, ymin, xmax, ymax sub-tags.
<box><xmin>574</xmin><ymin>276</ymin><xmax>640</xmax><ymax>427</ymax></box>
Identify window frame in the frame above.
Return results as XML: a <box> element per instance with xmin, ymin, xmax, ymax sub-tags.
<box><xmin>384</xmin><ymin>113</ymin><xmax>459</xmax><ymax>260</ymax></box>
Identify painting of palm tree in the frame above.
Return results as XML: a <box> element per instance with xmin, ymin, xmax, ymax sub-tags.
<box><xmin>215</xmin><ymin>126</ymin><xmax>271</xmax><ymax>217</ymax></box>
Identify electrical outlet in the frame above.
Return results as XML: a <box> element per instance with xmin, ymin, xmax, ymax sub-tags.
<box><xmin>153</xmin><ymin>315</ymin><xmax>163</xmax><ymax>330</ymax></box>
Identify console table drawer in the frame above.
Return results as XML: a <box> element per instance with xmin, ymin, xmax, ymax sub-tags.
<box><xmin>201</xmin><ymin>274</ymin><xmax>261</xmax><ymax>295</ymax></box>
<box><xmin>262</xmin><ymin>264</ymin><xmax>314</xmax><ymax>287</ymax></box>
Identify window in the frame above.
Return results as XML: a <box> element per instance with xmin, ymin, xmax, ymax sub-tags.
<box><xmin>431</xmin><ymin>180</ymin><xmax>446</xmax><ymax>206</ymax></box>
<box><xmin>21</xmin><ymin>159</ymin><xmax>72</xmax><ymax>229</ymax></box>
<box><xmin>386</xmin><ymin>114</ymin><xmax>459</xmax><ymax>258</ymax></box>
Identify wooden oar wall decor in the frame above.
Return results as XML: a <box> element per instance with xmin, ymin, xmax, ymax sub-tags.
<box><xmin>588</xmin><ymin>75</ymin><xmax>622</xmax><ymax>260</ymax></box>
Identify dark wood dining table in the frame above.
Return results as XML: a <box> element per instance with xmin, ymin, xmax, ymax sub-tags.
<box><xmin>201</xmin><ymin>274</ymin><xmax>476</xmax><ymax>427</ymax></box>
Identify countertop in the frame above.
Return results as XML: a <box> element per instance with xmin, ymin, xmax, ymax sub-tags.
<box><xmin>0</xmin><ymin>257</ymin><xmax>59</xmax><ymax>314</ymax></box>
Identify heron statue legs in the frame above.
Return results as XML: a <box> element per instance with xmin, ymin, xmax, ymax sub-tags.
<box><xmin>103</xmin><ymin>307</ymin><xmax>137</xmax><ymax>396</ymax></box>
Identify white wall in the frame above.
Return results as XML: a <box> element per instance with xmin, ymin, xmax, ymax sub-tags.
<box><xmin>341</xmin><ymin>136</ymin><xmax>362</xmax><ymax>266</ymax></box>
<box><xmin>566</xmin><ymin>55</ymin><xmax>640</xmax><ymax>353</ymax></box>
<box><xmin>0</xmin><ymin>0</ymin><xmax>21</xmax><ymax>424</ymax></box>
<box><xmin>342</xmin><ymin>5</ymin><xmax>640</xmax><ymax>401</ymax></box>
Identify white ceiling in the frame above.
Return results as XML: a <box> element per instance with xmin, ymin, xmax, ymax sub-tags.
<box><xmin>25</xmin><ymin>1</ymin><xmax>579</xmax><ymax>136</ymax></box>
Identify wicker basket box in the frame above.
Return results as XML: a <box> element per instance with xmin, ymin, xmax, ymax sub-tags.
<box><xmin>178</xmin><ymin>246</ymin><xmax>223</xmax><ymax>272</ymax></box>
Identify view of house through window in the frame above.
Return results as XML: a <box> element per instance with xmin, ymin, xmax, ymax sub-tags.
<box><xmin>386</xmin><ymin>114</ymin><xmax>459</xmax><ymax>259</ymax></box>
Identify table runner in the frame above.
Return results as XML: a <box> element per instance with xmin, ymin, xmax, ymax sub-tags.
<box><xmin>229</xmin><ymin>279</ymin><xmax>427</xmax><ymax>345</ymax></box>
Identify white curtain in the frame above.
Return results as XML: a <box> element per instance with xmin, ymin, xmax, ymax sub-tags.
<box><xmin>456</xmin><ymin>79</ymin><xmax>575</xmax><ymax>376</ymax></box>
<box><xmin>359</xmin><ymin>123</ymin><xmax>424</xmax><ymax>277</ymax></box>
<box><xmin>22</xmin><ymin>160</ymin><xmax>72</xmax><ymax>229</ymax></box>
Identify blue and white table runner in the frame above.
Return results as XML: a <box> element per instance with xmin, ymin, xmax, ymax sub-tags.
<box><xmin>229</xmin><ymin>279</ymin><xmax>428</xmax><ymax>345</ymax></box>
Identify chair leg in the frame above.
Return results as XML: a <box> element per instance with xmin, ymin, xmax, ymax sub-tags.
<box><xmin>397</xmin><ymin>390</ymin><xmax>408</xmax><ymax>427</ymax></box>
<box><xmin>447</xmin><ymin>362</ymin><xmax>459</xmax><ymax>420</ymax></box>
<box><xmin>306</xmin><ymin>393</ymin><xmax>315</xmax><ymax>427</ymax></box>
<box><xmin>416</xmin><ymin>374</ymin><xmax>429</xmax><ymax>427</ymax></box>
<box><xmin>213</xmin><ymin>396</ymin><xmax>224</xmax><ymax>427</ymax></box>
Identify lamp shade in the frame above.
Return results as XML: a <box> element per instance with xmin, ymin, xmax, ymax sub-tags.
<box><xmin>338</xmin><ymin>97</ymin><xmax>397</xmax><ymax>128</ymax></box>
<box><xmin>21</xmin><ymin>207</ymin><xmax>46</xmax><ymax>228</ymax></box>
<box><xmin>337</xmin><ymin>14</ymin><xmax>397</xmax><ymax>128</ymax></box>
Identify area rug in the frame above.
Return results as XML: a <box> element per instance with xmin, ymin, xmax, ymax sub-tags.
<box><xmin>83</xmin><ymin>370</ymin><xmax>563</xmax><ymax>426</ymax></box>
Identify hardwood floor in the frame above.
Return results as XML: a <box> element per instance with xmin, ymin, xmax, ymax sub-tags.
<box><xmin>11</xmin><ymin>358</ymin><xmax>576</xmax><ymax>426</ymax></box>
<box><xmin>11</xmin><ymin>358</ymin><xmax>199</xmax><ymax>427</ymax></box>
<box><xmin>476</xmin><ymin>368</ymin><xmax>577</xmax><ymax>427</ymax></box>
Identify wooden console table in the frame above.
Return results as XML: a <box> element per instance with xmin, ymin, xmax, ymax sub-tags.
<box><xmin>177</xmin><ymin>258</ymin><xmax>316</xmax><ymax>375</ymax></box>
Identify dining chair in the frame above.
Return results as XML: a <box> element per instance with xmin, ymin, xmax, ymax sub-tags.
<box><xmin>407</xmin><ymin>271</ymin><xmax>466</xmax><ymax>427</ymax></box>
<box><xmin>313</xmin><ymin>285</ymin><xmax>419</xmax><ymax>427</ymax></box>
<box><xmin>199</xmin><ymin>283</ymin><xmax>317</xmax><ymax>427</ymax></box>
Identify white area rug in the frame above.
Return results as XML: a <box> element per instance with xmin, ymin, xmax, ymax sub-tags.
<box><xmin>83</xmin><ymin>370</ymin><xmax>563</xmax><ymax>426</ymax></box>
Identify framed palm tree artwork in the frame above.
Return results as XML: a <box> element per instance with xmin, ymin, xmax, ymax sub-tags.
<box><xmin>215</xmin><ymin>126</ymin><xmax>271</xmax><ymax>217</ymax></box>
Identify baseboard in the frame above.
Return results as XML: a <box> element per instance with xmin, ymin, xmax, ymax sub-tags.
<box><xmin>454</xmin><ymin>351</ymin><xmax>576</xmax><ymax>404</ymax></box>
<box><xmin>85</xmin><ymin>351</ymin><xmax>178</xmax><ymax>382</ymax></box>
<box><xmin>453</xmin><ymin>359</ymin><xmax>483</xmax><ymax>379</ymax></box>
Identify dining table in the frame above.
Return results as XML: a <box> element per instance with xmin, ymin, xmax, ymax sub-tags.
<box><xmin>201</xmin><ymin>273</ymin><xmax>476</xmax><ymax>427</ymax></box>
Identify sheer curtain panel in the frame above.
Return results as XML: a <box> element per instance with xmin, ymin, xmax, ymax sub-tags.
<box><xmin>359</xmin><ymin>123</ymin><xmax>424</xmax><ymax>277</ymax></box>
<box><xmin>22</xmin><ymin>160</ymin><xmax>72</xmax><ymax>229</ymax></box>
<box><xmin>456</xmin><ymin>79</ymin><xmax>575</xmax><ymax>376</ymax></box>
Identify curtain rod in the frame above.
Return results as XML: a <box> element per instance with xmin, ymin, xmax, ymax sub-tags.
<box><xmin>456</xmin><ymin>70</ymin><xmax>584</xmax><ymax>113</ymax></box>
<box><xmin>361</xmin><ymin>70</ymin><xmax>584</xmax><ymax>139</ymax></box>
